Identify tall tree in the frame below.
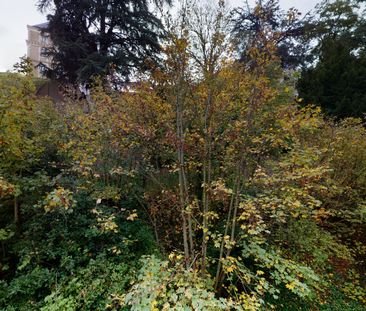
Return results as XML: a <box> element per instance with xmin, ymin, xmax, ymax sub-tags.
<box><xmin>231</xmin><ymin>0</ymin><xmax>308</xmax><ymax>69</ymax></box>
<box><xmin>297</xmin><ymin>0</ymin><xmax>366</xmax><ymax>118</ymax></box>
<box><xmin>38</xmin><ymin>0</ymin><xmax>170</xmax><ymax>84</ymax></box>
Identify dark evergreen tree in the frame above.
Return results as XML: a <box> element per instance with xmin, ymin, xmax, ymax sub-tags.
<box><xmin>297</xmin><ymin>0</ymin><xmax>366</xmax><ymax>118</ymax></box>
<box><xmin>298</xmin><ymin>39</ymin><xmax>366</xmax><ymax>118</ymax></box>
<box><xmin>38</xmin><ymin>0</ymin><xmax>170</xmax><ymax>84</ymax></box>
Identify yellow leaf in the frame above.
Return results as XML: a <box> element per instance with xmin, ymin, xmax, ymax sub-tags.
<box><xmin>286</xmin><ymin>282</ymin><xmax>295</xmax><ymax>290</ymax></box>
<box><xmin>127</xmin><ymin>213</ymin><xmax>138</xmax><ymax>221</ymax></box>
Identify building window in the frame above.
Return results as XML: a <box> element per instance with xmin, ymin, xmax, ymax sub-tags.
<box><xmin>41</xmin><ymin>47</ymin><xmax>48</xmax><ymax>58</ymax></box>
<box><xmin>41</xmin><ymin>34</ymin><xmax>49</xmax><ymax>45</ymax></box>
<box><xmin>37</xmin><ymin>63</ymin><xmax>48</xmax><ymax>77</ymax></box>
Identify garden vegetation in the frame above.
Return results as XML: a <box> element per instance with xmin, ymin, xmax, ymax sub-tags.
<box><xmin>0</xmin><ymin>0</ymin><xmax>366</xmax><ymax>310</ymax></box>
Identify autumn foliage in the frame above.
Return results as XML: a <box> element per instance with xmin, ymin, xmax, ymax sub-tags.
<box><xmin>0</xmin><ymin>1</ymin><xmax>366</xmax><ymax>310</ymax></box>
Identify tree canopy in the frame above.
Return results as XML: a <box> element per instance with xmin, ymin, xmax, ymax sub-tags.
<box><xmin>297</xmin><ymin>0</ymin><xmax>366</xmax><ymax>118</ymax></box>
<box><xmin>38</xmin><ymin>0</ymin><xmax>170</xmax><ymax>84</ymax></box>
<box><xmin>231</xmin><ymin>0</ymin><xmax>309</xmax><ymax>68</ymax></box>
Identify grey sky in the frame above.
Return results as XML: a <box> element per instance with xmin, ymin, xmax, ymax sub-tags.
<box><xmin>0</xmin><ymin>0</ymin><xmax>319</xmax><ymax>72</ymax></box>
<box><xmin>230</xmin><ymin>0</ymin><xmax>320</xmax><ymax>14</ymax></box>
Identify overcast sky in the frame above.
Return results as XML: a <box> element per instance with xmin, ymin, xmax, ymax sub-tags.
<box><xmin>0</xmin><ymin>0</ymin><xmax>319</xmax><ymax>72</ymax></box>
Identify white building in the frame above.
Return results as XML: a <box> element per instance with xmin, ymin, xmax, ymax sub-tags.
<box><xmin>26</xmin><ymin>22</ymin><xmax>53</xmax><ymax>78</ymax></box>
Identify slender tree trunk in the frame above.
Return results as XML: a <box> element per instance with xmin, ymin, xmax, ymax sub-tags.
<box><xmin>214</xmin><ymin>158</ymin><xmax>246</xmax><ymax>289</ymax></box>
<box><xmin>178</xmin><ymin>158</ymin><xmax>190</xmax><ymax>265</ymax></box>
<box><xmin>182</xmin><ymin>153</ymin><xmax>194</xmax><ymax>259</ymax></box>
<box><xmin>214</xmin><ymin>165</ymin><xmax>241</xmax><ymax>288</ymax></box>
<box><xmin>229</xmin><ymin>170</ymin><xmax>243</xmax><ymax>245</ymax></box>
<box><xmin>14</xmin><ymin>197</ymin><xmax>20</xmax><ymax>233</ymax></box>
<box><xmin>176</xmin><ymin>83</ymin><xmax>191</xmax><ymax>267</ymax></box>
<box><xmin>1</xmin><ymin>241</ymin><xmax>5</xmax><ymax>258</ymax></box>
<box><xmin>201</xmin><ymin>90</ymin><xmax>213</xmax><ymax>273</ymax></box>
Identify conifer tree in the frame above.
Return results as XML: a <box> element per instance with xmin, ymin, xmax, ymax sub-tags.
<box><xmin>297</xmin><ymin>0</ymin><xmax>366</xmax><ymax>118</ymax></box>
<box><xmin>38</xmin><ymin>0</ymin><xmax>170</xmax><ymax>84</ymax></box>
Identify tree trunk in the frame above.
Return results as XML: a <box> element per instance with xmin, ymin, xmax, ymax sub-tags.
<box><xmin>14</xmin><ymin>197</ymin><xmax>20</xmax><ymax>233</ymax></box>
<box><xmin>214</xmin><ymin>166</ymin><xmax>241</xmax><ymax>289</ymax></box>
<box><xmin>176</xmin><ymin>81</ymin><xmax>192</xmax><ymax>267</ymax></box>
<box><xmin>201</xmin><ymin>89</ymin><xmax>213</xmax><ymax>274</ymax></box>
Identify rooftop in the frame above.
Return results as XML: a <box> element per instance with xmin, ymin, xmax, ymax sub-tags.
<box><xmin>31</xmin><ymin>22</ymin><xmax>49</xmax><ymax>30</ymax></box>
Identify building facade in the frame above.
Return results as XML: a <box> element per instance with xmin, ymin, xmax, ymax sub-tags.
<box><xmin>26</xmin><ymin>22</ymin><xmax>53</xmax><ymax>78</ymax></box>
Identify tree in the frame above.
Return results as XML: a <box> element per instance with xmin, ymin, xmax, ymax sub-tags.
<box><xmin>298</xmin><ymin>39</ymin><xmax>366</xmax><ymax>118</ymax></box>
<box><xmin>0</xmin><ymin>72</ymin><xmax>63</xmax><ymax>234</ymax></box>
<box><xmin>13</xmin><ymin>56</ymin><xmax>33</xmax><ymax>75</ymax></box>
<box><xmin>38</xmin><ymin>0</ymin><xmax>171</xmax><ymax>84</ymax></box>
<box><xmin>231</xmin><ymin>0</ymin><xmax>309</xmax><ymax>69</ymax></box>
<box><xmin>297</xmin><ymin>0</ymin><xmax>366</xmax><ymax>118</ymax></box>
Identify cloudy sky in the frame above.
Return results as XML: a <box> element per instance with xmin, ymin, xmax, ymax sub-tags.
<box><xmin>0</xmin><ymin>0</ymin><xmax>319</xmax><ymax>72</ymax></box>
